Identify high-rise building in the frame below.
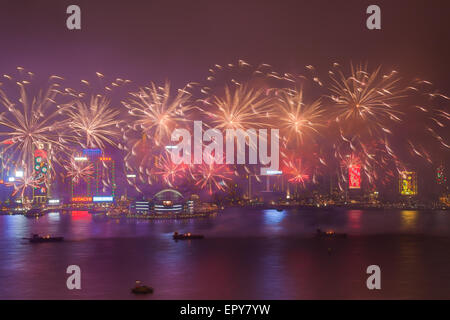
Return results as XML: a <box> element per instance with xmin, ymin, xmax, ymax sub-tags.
<box><xmin>95</xmin><ymin>156</ymin><xmax>116</xmax><ymax>198</ymax></box>
<box><xmin>32</xmin><ymin>147</ymin><xmax>50</xmax><ymax>204</ymax></box>
<box><xmin>399</xmin><ymin>171</ymin><xmax>418</xmax><ymax>196</ymax></box>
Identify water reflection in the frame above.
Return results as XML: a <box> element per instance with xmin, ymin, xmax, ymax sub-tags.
<box><xmin>263</xmin><ymin>209</ymin><xmax>286</xmax><ymax>224</ymax></box>
<box><xmin>0</xmin><ymin>208</ymin><xmax>450</xmax><ymax>299</ymax></box>
<box><xmin>400</xmin><ymin>211</ymin><xmax>418</xmax><ymax>231</ymax></box>
<box><xmin>262</xmin><ymin>209</ymin><xmax>286</xmax><ymax>234</ymax></box>
<box><xmin>47</xmin><ymin>212</ymin><xmax>60</xmax><ymax>222</ymax></box>
<box><xmin>347</xmin><ymin>210</ymin><xmax>362</xmax><ymax>231</ymax></box>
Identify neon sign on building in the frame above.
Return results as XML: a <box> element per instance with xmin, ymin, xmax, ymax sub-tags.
<box><xmin>399</xmin><ymin>171</ymin><xmax>417</xmax><ymax>196</ymax></box>
<box><xmin>349</xmin><ymin>165</ymin><xmax>361</xmax><ymax>189</ymax></box>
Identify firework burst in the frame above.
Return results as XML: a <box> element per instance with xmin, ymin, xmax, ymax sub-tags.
<box><xmin>276</xmin><ymin>87</ymin><xmax>325</xmax><ymax>145</ymax></box>
<box><xmin>122</xmin><ymin>81</ymin><xmax>192</xmax><ymax>146</ymax></box>
<box><xmin>7</xmin><ymin>172</ymin><xmax>40</xmax><ymax>198</ymax></box>
<box><xmin>281</xmin><ymin>154</ymin><xmax>311</xmax><ymax>187</ymax></box>
<box><xmin>0</xmin><ymin>72</ymin><xmax>70</xmax><ymax>171</ymax></box>
<box><xmin>202</xmin><ymin>84</ymin><xmax>273</xmax><ymax>131</ymax></box>
<box><xmin>190</xmin><ymin>161</ymin><xmax>233</xmax><ymax>194</ymax></box>
<box><xmin>329</xmin><ymin>64</ymin><xmax>405</xmax><ymax>137</ymax></box>
<box><xmin>65</xmin><ymin>95</ymin><xmax>121</xmax><ymax>149</ymax></box>
<box><xmin>152</xmin><ymin>151</ymin><xmax>186</xmax><ymax>188</ymax></box>
<box><xmin>63</xmin><ymin>156</ymin><xmax>94</xmax><ymax>184</ymax></box>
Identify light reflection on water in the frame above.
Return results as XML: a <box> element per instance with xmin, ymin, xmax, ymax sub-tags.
<box><xmin>0</xmin><ymin>208</ymin><xmax>449</xmax><ymax>299</ymax></box>
<box><xmin>400</xmin><ymin>210</ymin><xmax>418</xmax><ymax>230</ymax></box>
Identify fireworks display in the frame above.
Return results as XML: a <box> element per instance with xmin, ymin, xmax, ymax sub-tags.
<box><xmin>0</xmin><ymin>71</ymin><xmax>70</xmax><ymax>172</ymax></box>
<box><xmin>190</xmin><ymin>161</ymin><xmax>233</xmax><ymax>195</ymax></box>
<box><xmin>65</xmin><ymin>95</ymin><xmax>121</xmax><ymax>150</ymax></box>
<box><xmin>122</xmin><ymin>82</ymin><xmax>192</xmax><ymax>146</ymax></box>
<box><xmin>276</xmin><ymin>88</ymin><xmax>325</xmax><ymax>146</ymax></box>
<box><xmin>0</xmin><ymin>61</ymin><xmax>448</xmax><ymax>198</ymax></box>
<box><xmin>63</xmin><ymin>156</ymin><xmax>94</xmax><ymax>184</ymax></box>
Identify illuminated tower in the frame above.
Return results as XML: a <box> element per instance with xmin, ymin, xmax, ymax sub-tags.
<box><xmin>399</xmin><ymin>171</ymin><xmax>418</xmax><ymax>196</ymax></box>
<box><xmin>70</xmin><ymin>154</ymin><xmax>94</xmax><ymax>199</ymax></box>
<box><xmin>348</xmin><ymin>164</ymin><xmax>361</xmax><ymax>189</ymax></box>
<box><xmin>80</xmin><ymin>148</ymin><xmax>102</xmax><ymax>197</ymax></box>
<box><xmin>95</xmin><ymin>156</ymin><xmax>116</xmax><ymax>198</ymax></box>
<box><xmin>436</xmin><ymin>164</ymin><xmax>447</xmax><ymax>185</ymax></box>
<box><xmin>32</xmin><ymin>147</ymin><xmax>50</xmax><ymax>204</ymax></box>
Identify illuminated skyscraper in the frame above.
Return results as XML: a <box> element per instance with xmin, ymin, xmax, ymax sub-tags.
<box><xmin>399</xmin><ymin>171</ymin><xmax>418</xmax><ymax>196</ymax></box>
<box><xmin>32</xmin><ymin>146</ymin><xmax>50</xmax><ymax>204</ymax></box>
<box><xmin>95</xmin><ymin>157</ymin><xmax>116</xmax><ymax>198</ymax></box>
<box><xmin>348</xmin><ymin>165</ymin><xmax>361</xmax><ymax>189</ymax></box>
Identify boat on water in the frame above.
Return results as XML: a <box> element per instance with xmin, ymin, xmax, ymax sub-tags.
<box><xmin>26</xmin><ymin>234</ymin><xmax>64</xmax><ymax>243</ymax></box>
<box><xmin>316</xmin><ymin>228</ymin><xmax>347</xmax><ymax>238</ymax></box>
<box><xmin>131</xmin><ymin>281</ymin><xmax>153</xmax><ymax>294</ymax></box>
<box><xmin>173</xmin><ymin>232</ymin><xmax>204</xmax><ymax>240</ymax></box>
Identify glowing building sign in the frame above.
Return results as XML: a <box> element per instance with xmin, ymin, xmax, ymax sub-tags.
<box><xmin>71</xmin><ymin>196</ymin><xmax>93</xmax><ymax>202</ymax></box>
<box><xmin>349</xmin><ymin>165</ymin><xmax>361</xmax><ymax>189</ymax></box>
<box><xmin>48</xmin><ymin>199</ymin><xmax>60</xmax><ymax>205</ymax></box>
<box><xmin>93</xmin><ymin>196</ymin><xmax>114</xmax><ymax>202</ymax></box>
<box><xmin>15</xmin><ymin>170</ymin><xmax>24</xmax><ymax>178</ymax></box>
<box><xmin>33</xmin><ymin>149</ymin><xmax>48</xmax><ymax>196</ymax></box>
<box><xmin>399</xmin><ymin>171</ymin><xmax>417</xmax><ymax>196</ymax></box>
<box><xmin>82</xmin><ymin>148</ymin><xmax>102</xmax><ymax>156</ymax></box>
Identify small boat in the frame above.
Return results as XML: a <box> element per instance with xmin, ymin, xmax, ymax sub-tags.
<box><xmin>131</xmin><ymin>281</ymin><xmax>153</xmax><ymax>294</ymax></box>
<box><xmin>316</xmin><ymin>229</ymin><xmax>347</xmax><ymax>238</ymax></box>
<box><xmin>26</xmin><ymin>234</ymin><xmax>64</xmax><ymax>243</ymax></box>
<box><xmin>173</xmin><ymin>232</ymin><xmax>204</xmax><ymax>240</ymax></box>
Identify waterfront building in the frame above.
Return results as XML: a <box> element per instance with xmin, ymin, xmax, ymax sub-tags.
<box><xmin>153</xmin><ymin>189</ymin><xmax>184</xmax><ymax>214</ymax></box>
<box><xmin>130</xmin><ymin>200</ymin><xmax>151</xmax><ymax>214</ymax></box>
